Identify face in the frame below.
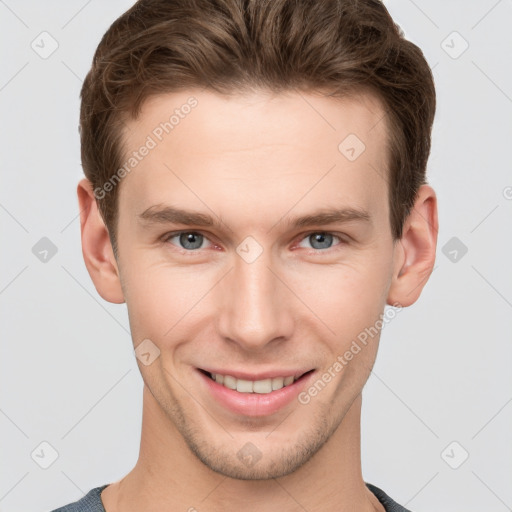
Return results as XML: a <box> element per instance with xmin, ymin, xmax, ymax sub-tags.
<box><xmin>113</xmin><ymin>88</ymin><xmax>400</xmax><ymax>479</ymax></box>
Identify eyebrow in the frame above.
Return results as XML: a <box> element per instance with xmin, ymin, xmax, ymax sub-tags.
<box><xmin>138</xmin><ymin>204</ymin><xmax>371</xmax><ymax>230</ymax></box>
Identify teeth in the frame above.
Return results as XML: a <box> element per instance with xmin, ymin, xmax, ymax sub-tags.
<box><xmin>210</xmin><ymin>372</ymin><xmax>298</xmax><ymax>394</ymax></box>
<box><xmin>236</xmin><ymin>379</ymin><xmax>254</xmax><ymax>393</ymax></box>
<box><xmin>222</xmin><ymin>374</ymin><xmax>236</xmax><ymax>390</ymax></box>
<box><xmin>271</xmin><ymin>377</ymin><xmax>284</xmax><ymax>390</ymax></box>
<box><xmin>253</xmin><ymin>379</ymin><xmax>272</xmax><ymax>393</ymax></box>
<box><xmin>283</xmin><ymin>376</ymin><xmax>294</xmax><ymax>386</ymax></box>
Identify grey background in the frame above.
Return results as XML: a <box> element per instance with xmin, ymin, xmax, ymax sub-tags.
<box><xmin>1</xmin><ymin>0</ymin><xmax>511</xmax><ymax>511</ymax></box>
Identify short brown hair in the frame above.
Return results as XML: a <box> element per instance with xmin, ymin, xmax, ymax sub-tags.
<box><xmin>80</xmin><ymin>0</ymin><xmax>436</xmax><ymax>258</ymax></box>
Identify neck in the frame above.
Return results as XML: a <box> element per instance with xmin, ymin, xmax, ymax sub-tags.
<box><xmin>102</xmin><ymin>386</ymin><xmax>383</xmax><ymax>512</ymax></box>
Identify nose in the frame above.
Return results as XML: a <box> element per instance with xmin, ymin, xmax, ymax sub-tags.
<box><xmin>215</xmin><ymin>247</ymin><xmax>294</xmax><ymax>351</ymax></box>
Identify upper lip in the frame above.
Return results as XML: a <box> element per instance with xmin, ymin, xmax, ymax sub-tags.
<box><xmin>198</xmin><ymin>367</ymin><xmax>314</xmax><ymax>381</ymax></box>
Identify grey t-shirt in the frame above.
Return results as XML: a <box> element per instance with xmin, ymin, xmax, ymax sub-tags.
<box><xmin>50</xmin><ymin>482</ymin><xmax>412</xmax><ymax>511</ymax></box>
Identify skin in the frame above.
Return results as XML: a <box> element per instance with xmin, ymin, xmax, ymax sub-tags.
<box><xmin>78</xmin><ymin>88</ymin><xmax>438</xmax><ymax>512</ymax></box>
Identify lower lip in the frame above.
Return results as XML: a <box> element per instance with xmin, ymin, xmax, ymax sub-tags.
<box><xmin>197</xmin><ymin>369</ymin><xmax>315</xmax><ymax>417</ymax></box>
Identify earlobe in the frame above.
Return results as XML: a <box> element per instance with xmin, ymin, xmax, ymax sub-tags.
<box><xmin>77</xmin><ymin>178</ymin><xmax>125</xmax><ymax>304</ymax></box>
<box><xmin>386</xmin><ymin>184</ymin><xmax>438</xmax><ymax>308</ymax></box>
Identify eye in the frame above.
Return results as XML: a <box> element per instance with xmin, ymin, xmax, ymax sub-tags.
<box><xmin>161</xmin><ymin>230</ymin><xmax>346</xmax><ymax>254</ymax></box>
<box><xmin>164</xmin><ymin>231</ymin><xmax>212</xmax><ymax>251</ymax></box>
<box><xmin>297</xmin><ymin>232</ymin><xmax>344</xmax><ymax>251</ymax></box>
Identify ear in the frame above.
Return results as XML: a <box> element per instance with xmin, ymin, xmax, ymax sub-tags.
<box><xmin>387</xmin><ymin>184</ymin><xmax>438</xmax><ymax>307</ymax></box>
<box><xmin>77</xmin><ymin>178</ymin><xmax>125</xmax><ymax>304</ymax></box>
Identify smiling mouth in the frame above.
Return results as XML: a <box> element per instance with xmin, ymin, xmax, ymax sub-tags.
<box><xmin>198</xmin><ymin>369</ymin><xmax>314</xmax><ymax>394</ymax></box>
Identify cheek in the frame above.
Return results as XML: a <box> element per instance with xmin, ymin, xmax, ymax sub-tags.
<box><xmin>119</xmin><ymin>232</ymin><xmax>394</xmax><ymax>352</ymax></box>
<box><xmin>287</xmin><ymin>256</ymin><xmax>392</xmax><ymax>342</ymax></box>
<box><xmin>120</xmin><ymin>258</ymin><xmax>209</xmax><ymax>345</ymax></box>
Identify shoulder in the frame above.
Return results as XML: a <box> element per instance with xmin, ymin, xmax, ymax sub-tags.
<box><xmin>49</xmin><ymin>485</ymin><xmax>109</xmax><ymax>512</ymax></box>
<box><xmin>366</xmin><ymin>482</ymin><xmax>413</xmax><ymax>512</ymax></box>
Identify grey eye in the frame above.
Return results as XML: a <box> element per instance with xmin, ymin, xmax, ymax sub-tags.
<box><xmin>307</xmin><ymin>233</ymin><xmax>334</xmax><ymax>250</ymax></box>
<box><xmin>176</xmin><ymin>232</ymin><xmax>204</xmax><ymax>250</ymax></box>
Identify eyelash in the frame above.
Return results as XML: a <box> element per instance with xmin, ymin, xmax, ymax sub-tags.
<box><xmin>161</xmin><ymin>230</ymin><xmax>347</xmax><ymax>255</ymax></box>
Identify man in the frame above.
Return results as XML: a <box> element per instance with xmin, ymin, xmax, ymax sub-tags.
<box><xmin>52</xmin><ymin>0</ymin><xmax>437</xmax><ymax>510</ymax></box>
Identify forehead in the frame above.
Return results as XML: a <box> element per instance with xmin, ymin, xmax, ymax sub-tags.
<box><xmin>118</xmin><ymin>88</ymin><xmax>390</xmax><ymax>229</ymax></box>
<box><xmin>123</xmin><ymin>87</ymin><xmax>387</xmax><ymax>152</ymax></box>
